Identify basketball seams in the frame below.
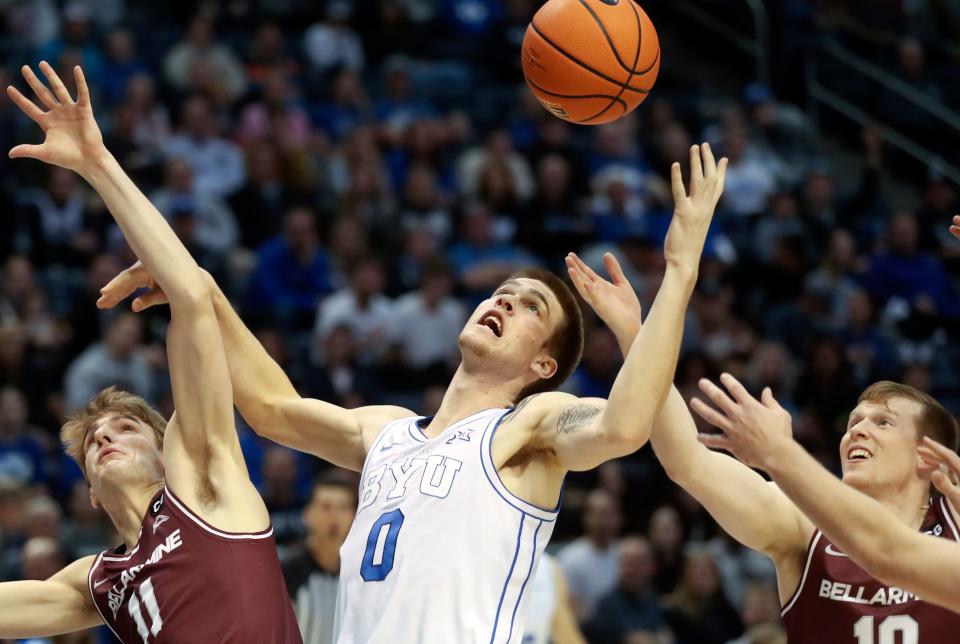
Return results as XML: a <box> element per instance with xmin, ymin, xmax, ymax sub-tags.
<box><xmin>575</xmin><ymin>0</ymin><xmax>644</xmax><ymax>123</ymax></box>
<box><xmin>525</xmin><ymin>78</ymin><xmax>628</xmax><ymax>112</ymax></box>
<box><xmin>575</xmin><ymin>0</ymin><xmax>635</xmax><ymax>75</ymax></box>
<box><xmin>528</xmin><ymin>22</ymin><xmax>650</xmax><ymax>95</ymax></box>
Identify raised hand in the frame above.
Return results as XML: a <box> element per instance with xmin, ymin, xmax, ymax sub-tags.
<box><xmin>663</xmin><ymin>143</ymin><xmax>728</xmax><ymax>272</ymax></box>
<box><xmin>918</xmin><ymin>436</ymin><xmax>960</xmax><ymax>510</ymax></box>
<box><xmin>96</xmin><ymin>261</ymin><xmax>169</xmax><ymax>313</ymax></box>
<box><xmin>6</xmin><ymin>62</ymin><xmax>105</xmax><ymax>174</ymax></box>
<box><xmin>691</xmin><ymin>373</ymin><xmax>793</xmax><ymax>470</ymax></box>
<box><xmin>565</xmin><ymin>251</ymin><xmax>642</xmax><ymax>342</ymax></box>
<box><xmin>951</xmin><ymin>214</ymin><xmax>960</xmax><ymax>240</ymax></box>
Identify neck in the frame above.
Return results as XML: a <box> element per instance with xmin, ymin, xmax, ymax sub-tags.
<box><xmin>424</xmin><ymin>364</ymin><xmax>519</xmax><ymax>437</ymax></box>
<box><xmin>99</xmin><ymin>480</ymin><xmax>165</xmax><ymax>548</ymax></box>
<box><xmin>306</xmin><ymin>533</ymin><xmax>341</xmax><ymax>573</ymax></box>
<box><xmin>863</xmin><ymin>480</ymin><xmax>931</xmax><ymax>530</ymax></box>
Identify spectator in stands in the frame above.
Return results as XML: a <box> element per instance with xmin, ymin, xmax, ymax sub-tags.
<box><xmin>310</xmin><ymin>69</ymin><xmax>374</xmax><ymax>143</ymax></box>
<box><xmin>559</xmin><ymin>489</ymin><xmax>623</xmax><ymax>622</ymax></box>
<box><xmin>718</xmin><ymin>127</ymin><xmax>778</xmax><ymax>219</ymax></box>
<box><xmin>164</xmin><ymin>95</ymin><xmax>246</xmax><ymax>198</ymax></box>
<box><xmin>306</xmin><ymin>324</ymin><xmax>381</xmax><ymax>409</ymax></box>
<box><xmin>245</xmin><ymin>207</ymin><xmax>333</xmax><ymax>329</ymax></box>
<box><xmin>804</xmin><ymin>228</ymin><xmax>861</xmax><ymax>326</ymax></box>
<box><xmin>236</xmin><ymin>69</ymin><xmax>313</xmax><ymax>151</ymax></box>
<box><xmin>303</xmin><ymin>1</ymin><xmax>366</xmax><ymax>77</ymax></box>
<box><xmin>457</xmin><ymin>128</ymin><xmax>534</xmax><ymax>203</ymax></box>
<box><xmin>663</xmin><ymin>548</ymin><xmax>743</xmax><ymax>644</ymax></box>
<box><xmin>648</xmin><ymin>505</ymin><xmax>685</xmax><ymax>594</ymax></box>
<box><xmin>262</xmin><ymin>446</ymin><xmax>308</xmax><ymax>545</ymax></box>
<box><xmin>37</xmin><ymin>2</ymin><xmax>104</xmax><ymax>86</ymax></box>
<box><xmin>100</xmin><ymin>27</ymin><xmax>147</xmax><ymax>106</ymax></box>
<box><xmin>283</xmin><ymin>472</ymin><xmax>357</xmax><ymax>644</ymax></box>
<box><xmin>0</xmin><ymin>387</ymin><xmax>47</xmax><ymax>489</ymax></box>
<box><xmin>229</xmin><ymin>144</ymin><xmax>305</xmax><ymax>251</ymax></box>
<box><xmin>162</xmin><ymin>13</ymin><xmax>247</xmax><ymax>104</ymax></box>
<box><xmin>566</xmin><ymin>327</ymin><xmax>621</xmax><ymax>399</ymax></box>
<box><xmin>862</xmin><ymin>211</ymin><xmax>960</xmax><ymax>319</ymax></box>
<box><xmin>60</xmin><ymin>481</ymin><xmax>111</xmax><ymax>558</ymax></box>
<box><xmin>388</xmin><ymin>256</ymin><xmax>465</xmax><ymax>382</ymax></box>
<box><xmin>587</xmin><ymin>535</ymin><xmax>671</xmax><ymax>644</ymax></box>
<box><xmin>19</xmin><ymin>535</ymin><xmax>65</xmax><ymax>581</ymax></box>
<box><xmin>123</xmin><ymin>73</ymin><xmax>171</xmax><ymax>152</ymax></box>
<box><xmin>398</xmin><ymin>163</ymin><xmax>453</xmax><ymax>244</ymax></box>
<box><xmin>63</xmin><ymin>312</ymin><xmax>154</xmax><ymax>412</ymax></box>
<box><xmin>150</xmin><ymin>158</ymin><xmax>239</xmax><ymax>270</ymax></box>
<box><xmin>314</xmin><ymin>255</ymin><xmax>393</xmax><ymax>366</ymax></box>
<box><xmin>726</xmin><ymin>583</ymin><xmax>786</xmax><ymax>644</ymax></box>
<box><xmin>448</xmin><ymin>202</ymin><xmax>540</xmax><ymax>303</ymax></box>
<box><xmin>20</xmin><ymin>167</ymin><xmax>109</xmax><ymax>269</ymax></box>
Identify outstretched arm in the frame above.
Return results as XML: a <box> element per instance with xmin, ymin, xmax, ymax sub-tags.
<box><xmin>527</xmin><ymin>145</ymin><xmax>727</xmax><ymax>472</ymax></box>
<box><xmin>696</xmin><ymin>374</ymin><xmax>960</xmax><ymax>613</ymax></box>
<box><xmin>98</xmin><ymin>264</ymin><xmax>413</xmax><ymax>471</ymax></box>
<box><xmin>9</xmin><ymin>63</ymin><xmax>258</xmax><ymax>528</ymax></box>
<box><xmin>565</xmin><ymin>252</ymin><xmax>811</xmax><ymax>564</ymax></box>
<box><xmin>0</xmin><ymin>556</ymin><xmax>101</xmax><ymax>638</ymax></box>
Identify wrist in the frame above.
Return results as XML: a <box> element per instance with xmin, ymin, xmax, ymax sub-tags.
<box><xmin>77</xmin><ymin>147</ymin><xmax>116</xmax><ymax>182</ymax></box>
<box><xmin>762</xmin><ymin>435</ymin><xmax>799</xmax><ymax>473</ymax></box>
<box><xmin>664</xmin><ymin>259</ymin><xmax>699</xmax><ymax>283</ymax></box>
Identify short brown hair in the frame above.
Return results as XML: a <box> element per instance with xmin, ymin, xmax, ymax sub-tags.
<box><xmin>61</xmin><ymin>387</ymin><xmax>168</xmax><ymax>475</ymax></box>
<box><xmin>858</xmin><ymin>381</ymin><xmax>959</xmax><ymax>452</ymax></box>
<box><xmin>510</xmin><ymin>268</ymin><xmax>584</xmax><ymax>400</ymax></box>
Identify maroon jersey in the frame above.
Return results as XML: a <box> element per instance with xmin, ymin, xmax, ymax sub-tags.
<box><xmin>782</xmin><ymin>496</ymin><xmax>960</xmax><ymax>643</ymax></box>
<box><xmin>88</xmin><ymin>486</ymin><xmax>302</xmax><ymax>644</ymax></box>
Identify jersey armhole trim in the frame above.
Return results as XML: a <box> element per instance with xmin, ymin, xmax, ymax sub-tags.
<box><xmin>88</xmin><ymin>552</ymin><xmax>122</xmax><ymax>642</ymax></box>
<box><xmin>781</xmin><ymin>529</ymin><xmax>821</xmax><ymax>618</ymax></box>
<box><xmin>480</xmin><ymin>411</ymin><xmax>561</xmax><ymax>522</ymax></box>
<box><xmin>940</xmin><ymin>496</ymin><xmax>960</xmax><ymax>542</ymax></box>
<box><xmin>163</xmin><ymin>485</ymin><xmax>274</xmax><ymax>540</ymax></box>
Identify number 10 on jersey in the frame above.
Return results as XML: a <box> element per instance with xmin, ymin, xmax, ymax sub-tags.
<box><xmin>854</xmin><ymin>615</ymin><xmax>918</xmax><ymax>644</ymax></box>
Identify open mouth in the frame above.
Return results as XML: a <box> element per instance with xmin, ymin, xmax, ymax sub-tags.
<box><xmin>477</xmin><ymin>311</ymin><xmax>503</xmax><ymax>337</ymax></box>
<box><xmin>847</xmin><ymin>447</ymin><xmax>873</xmax><ymax>462</ymax></box>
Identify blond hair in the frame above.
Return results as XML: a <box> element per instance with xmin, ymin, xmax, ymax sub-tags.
<box><xmin>61</xmin><ymin>387</ymin><xmax>167</xmax><ymax>475</ymax></box>
<box><xmin>859</xmin><ymin>381</ymin><xmax>959</xmax><ymax>451</ymax></box>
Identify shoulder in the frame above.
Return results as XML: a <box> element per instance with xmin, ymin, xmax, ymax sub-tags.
<box><xmin>52</xmin><ymin>555</ymin><xmax>99</xmax><ymax>592</ymax></box>
<box><xmin>355</xmin><ymin>405</ymin><xmax>416</xmax><ymax>450</ymax></box>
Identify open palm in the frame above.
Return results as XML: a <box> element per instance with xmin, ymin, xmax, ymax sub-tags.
<box><xmin>7</xmin><ymin>62</ymin><xmax>104</xmax><ymax>174</ymax></box>
<box><xmin>663</xmin><ymin>143</ymin><xmax>727</xmax><ymax>269</ymax></box>
<box><xmin>565</xmin><ymin>251</ymin><xmax>642</xmax><ymax>342</ymax></box>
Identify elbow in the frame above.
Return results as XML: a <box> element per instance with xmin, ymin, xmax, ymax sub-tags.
<box><xmin>599</xmin><ymin>421</ymin><xmax>652</xmax><ymax>457</ymax></box>
<box><xmin>167</xmin><ymin>282</ymin><xmax>214</xmax><ymax>313</ymax></box>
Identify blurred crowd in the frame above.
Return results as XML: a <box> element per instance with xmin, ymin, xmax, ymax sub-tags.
<box><xmin>0</xmin><ymin>1</ymin><xmax>957</xmax><ymax>643</ymax></box>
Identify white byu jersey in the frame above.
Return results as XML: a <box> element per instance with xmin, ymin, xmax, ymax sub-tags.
<box><xmin>335</xmin><ymin>408</ymin><xmax>558</xmax><ymax>643</ymax></box>
<box><xmin>522</xmin><ymin>553</ymin><xmax>558</xmax><ymax>644</ymax></box>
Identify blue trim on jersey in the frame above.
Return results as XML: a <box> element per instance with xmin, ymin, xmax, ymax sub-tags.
<box><xmin>408</xmin><ymin>408</ymin><xmax>502</xmax><ymax>443</ymax></box>
<box><xmin>490</xmin><ymin>517</ymin><xmax>525</xmax><ymax>644</ymax></box>
<box><xmin>480</xmin><ymin>412</ymin><xmax>562</xmax><ymax>522</ymax></box>
<box><xmin>507</xmin><ymin>519</ymin><xmax>543</xmax><ymax>643</ymax></box>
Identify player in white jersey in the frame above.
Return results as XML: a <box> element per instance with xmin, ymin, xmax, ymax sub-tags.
<box><xmin>100</xmin><ymin>144</ymin><xmax>727</xmax><ymax>642</ymax></box>
<box><xmin>522</xmin><ymin>553</ymin><xmax>584</xmax><ymax>644</ymax></box>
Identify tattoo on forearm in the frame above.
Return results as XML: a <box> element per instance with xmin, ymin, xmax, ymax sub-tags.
<box><xmin>503</xmin><ymin>394</ymin><xmax>539</xmax><ymax>425</ymax></box>
<box><xmin>557</xmin><ymin>405</ymin><xmax>601</xmax><ymax>434</ymax></box>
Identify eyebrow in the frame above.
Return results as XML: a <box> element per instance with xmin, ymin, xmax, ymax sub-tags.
<box><xmin>498</xmin><ymin>280</ymin><xmax>551</xmax><ymax>315</ymax></box>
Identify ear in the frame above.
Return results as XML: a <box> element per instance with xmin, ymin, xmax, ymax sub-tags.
<box><xmin>531</xmin><ymin>352</ymin><xmax>558</xmax><ymax>381</ymax></box>
<box><xmin>89</xmin><ymin>486</ymin><xmax>101</xmax><ymax>510</ymax></box>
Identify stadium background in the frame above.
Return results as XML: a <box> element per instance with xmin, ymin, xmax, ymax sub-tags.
<box><xmin>0</xmin><ymin>0</ymin><xmax>958</xmax><ymax>642</ymax></box>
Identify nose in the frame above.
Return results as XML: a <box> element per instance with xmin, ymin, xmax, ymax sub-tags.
<box><xmin>495</xmin><ymin>295</ymin><xmax>514</xmax><ymax>314</ymax></box>
<box><xmin>92</xmin><ymin>424</ymin><xmax>114</xmax><ymax>448</ymax></box>
<box><xmin>847</xmin><ymin>419</ymin><xmax>870</xmax><ymax>442</ymax></box>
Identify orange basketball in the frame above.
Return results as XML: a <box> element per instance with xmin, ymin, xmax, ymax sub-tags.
<box><xmin>521</xmin><ymin>0</ymin><xmax>660</xmax><ymax>125</ymax></box>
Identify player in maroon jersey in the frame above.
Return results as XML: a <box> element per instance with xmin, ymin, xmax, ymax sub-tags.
<box><xmin>564</xmin><ymin>250</ymin><xmax>960</xmax><ymax>643</ymax></box>
<box><xmin>0</xmin><ymin>62</ymin><xmax>301</xmax><ymax>643</ymax></box>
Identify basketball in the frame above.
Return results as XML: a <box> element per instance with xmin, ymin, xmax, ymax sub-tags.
<box><xmin>521</xmin><ymin>0</ymin><xmax>660</xmax><ymax>125</ymax></box>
